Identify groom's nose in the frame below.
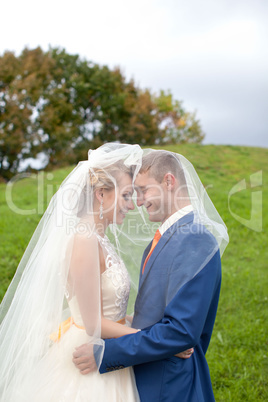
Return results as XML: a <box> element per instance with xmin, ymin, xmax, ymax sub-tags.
<box><xmin>136</xmin><ymin>195</ymin><xmax>144</xmax><ymax>207</ymax></box>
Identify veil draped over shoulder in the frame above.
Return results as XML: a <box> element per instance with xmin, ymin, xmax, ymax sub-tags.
<box><xmin>0</xmin><ymin>143</ymin><xmax>143</xmax><ymax>400</ymax></box>
<box><xmin>132</xmin><ymin>148</ymin><xmax>229</xmax><ymax>320</ymax></box>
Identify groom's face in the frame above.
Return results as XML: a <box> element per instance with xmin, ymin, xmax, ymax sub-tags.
<box><xmin>135</xmin><ymin>171</ymin><xmax>167</xmax><ymax>223</ymax></box>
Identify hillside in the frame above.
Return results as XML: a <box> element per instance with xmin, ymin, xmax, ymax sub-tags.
<box><xmin>0</xmin><ymin>144</ymin><xmax>267</xmax><ymax>401</ymax></box>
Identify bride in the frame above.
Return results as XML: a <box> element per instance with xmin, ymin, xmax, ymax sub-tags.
<box><xmin>0</xmin><ymin>143</ymin><xmax>144</xmax><ymax>401</ymax></box>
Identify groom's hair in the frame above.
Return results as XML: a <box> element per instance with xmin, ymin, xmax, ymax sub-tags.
<box><xmin>140</xmin><ymin>151</ymin><xmax>187</xmax><ymax>188</ymax></box>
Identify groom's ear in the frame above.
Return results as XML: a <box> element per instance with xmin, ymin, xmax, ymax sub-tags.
<box><xmin>163</xmin><ymin>173</ymin><xmax>176</xmax><ymax>190</ymax></box>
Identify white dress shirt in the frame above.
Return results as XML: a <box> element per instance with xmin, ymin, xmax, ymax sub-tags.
<box><xmin>158</xmin><ymin>205</ymin><xmax>193</xmax><ymax>236</ymax></box>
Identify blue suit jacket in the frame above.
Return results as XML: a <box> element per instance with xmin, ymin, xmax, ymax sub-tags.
<box><xmin>99</xmin><ymin>212</ymin><xmax>221</xmax><ymax>402</ymax></box>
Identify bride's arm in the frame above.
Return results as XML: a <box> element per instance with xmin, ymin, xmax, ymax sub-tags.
<box><xmin>69</xmin><ymin>234</ymin><xmax>138</xmax><ymax>339</ymax></box>
<box><xmin>101</xmin><ymin>317</ymin><xmax>138</xmax><ymax>339</ymax></box>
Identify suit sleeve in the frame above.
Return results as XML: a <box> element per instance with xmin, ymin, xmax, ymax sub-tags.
<box><xmin>99</xmin><ymin>250</ymin><xmax>221</xmax><ymax>373</ymax></box>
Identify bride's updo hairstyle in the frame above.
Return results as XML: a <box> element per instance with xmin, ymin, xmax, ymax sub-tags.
<box><xmin>78</xmin><ymin>161</ymin><xmax>134</xmax><ymax>217</ymax></box>
<box><xmin>89</xmin><ymin>160</ymin><xmax>134</xmax><ymax>192</ymax></box>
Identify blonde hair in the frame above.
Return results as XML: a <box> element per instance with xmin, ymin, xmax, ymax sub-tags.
<box><xmin>89</xmin><ymin>161</ymin><xmax>134</xmax><ymax>191</ymax></box>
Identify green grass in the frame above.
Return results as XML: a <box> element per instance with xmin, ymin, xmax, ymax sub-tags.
<box><xmin>1</xmin><ymin>144</ymin><xmax>267</xmax><ymax>400</ymax></box>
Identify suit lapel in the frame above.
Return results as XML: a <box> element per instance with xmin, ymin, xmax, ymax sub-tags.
<box><xmin>138</xmin><ymin>212</ymin><xmax>194</xmax><ymax>290</ymax></box>
<box><xmin>139</xmin><ymin>242</ymin><xmax>152</xmax><ymax>283</ymax></box>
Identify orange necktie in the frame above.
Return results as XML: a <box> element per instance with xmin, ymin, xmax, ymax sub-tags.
<box><xmin>142</xmin><ymin>229</ymin><xmax>161</xmax><ymax>274</ymax></box>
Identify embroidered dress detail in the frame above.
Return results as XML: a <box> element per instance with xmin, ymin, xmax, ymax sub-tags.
<box><xmin>98</xmin><ymin>235</ymin><xmax>131</xmax><ymax>322</ymax></box>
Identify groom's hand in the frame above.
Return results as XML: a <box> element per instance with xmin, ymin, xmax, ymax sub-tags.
<box><xmin>73</xmin><ymin>343</ymin><xmax>97</xmax><ymax>375</ymax></box>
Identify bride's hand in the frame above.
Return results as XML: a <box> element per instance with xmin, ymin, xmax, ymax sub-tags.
<box><xmin>73</xmin><ymin>344</ymin><xmax>97</xmax><ymax>375</ymax></box>
<box><xmin>175</xmin><ymin>348</ymin><xmax>194</xmax><ymax>359</ymax></box>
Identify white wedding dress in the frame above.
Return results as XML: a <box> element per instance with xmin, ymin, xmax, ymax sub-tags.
<box><xmin>13</xmin><ymin>235</ymin><xmax>139</xmax><ymax>402</ymax></box>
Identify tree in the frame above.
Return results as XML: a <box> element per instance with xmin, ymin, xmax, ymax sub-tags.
<box><xmin>154</xmin><ymin>90</ymin><xmax>204</xmax><ymax>144</ymax></box>
<box><xmin>0</xmin><ymin>47</ymin><xmax>205</xmax><ymax>180</ymax></box>
<box><xmin>0</xmin><ymin>48</ymin><xmax>55</xmax><ymax>180</ymax></box>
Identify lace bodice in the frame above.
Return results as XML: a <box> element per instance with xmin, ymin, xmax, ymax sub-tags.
<box><xmin>68</xmin><ymin>235</ymin><xmax>130</xmax><ymax>325</ymax></box>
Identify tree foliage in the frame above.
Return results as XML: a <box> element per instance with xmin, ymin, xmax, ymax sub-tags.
<box><xmin>0</xmin><ymin>47</ymin><xmax>204</xmax><ymax>180</ymax></box>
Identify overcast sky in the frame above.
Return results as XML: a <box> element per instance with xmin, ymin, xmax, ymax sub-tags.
<box><xmin>1</xmin><ymin>0</ymin><xmax>267</xmax><ymax>147</ymax></box>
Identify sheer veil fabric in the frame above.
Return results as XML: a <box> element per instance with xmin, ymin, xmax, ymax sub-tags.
<box><xmin>0</xmin><ymin>143</ymin><xmax>143</xmax><ymax>401</ymax></box>
<box><xmin>141</xmin><ymin>148</ymin><xmax>228</xmax><ymax>257</ymax></box>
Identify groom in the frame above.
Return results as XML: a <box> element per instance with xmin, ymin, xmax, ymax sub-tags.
<box><xmin>73</xmin><ymin>150</ymin><xmax>224</xmax><ymax>401</ymax></box>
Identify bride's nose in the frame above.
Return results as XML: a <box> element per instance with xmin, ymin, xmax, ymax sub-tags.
<box><xmin>127</xmin><ymin>199</ymin><xmax>135</xmax><ymax>210</ymax></box>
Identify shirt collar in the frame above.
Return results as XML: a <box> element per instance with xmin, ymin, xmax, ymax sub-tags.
<box><xmin>158</xmin><ymin>205</ymin><xmax>193</xmax><ymax>236</ymax></box>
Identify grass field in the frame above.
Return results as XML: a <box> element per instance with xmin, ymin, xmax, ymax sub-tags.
<box><xmin>0</xmin><ymin>144</ymin><xmax>267</xmax><ymax>400</ymax></box>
